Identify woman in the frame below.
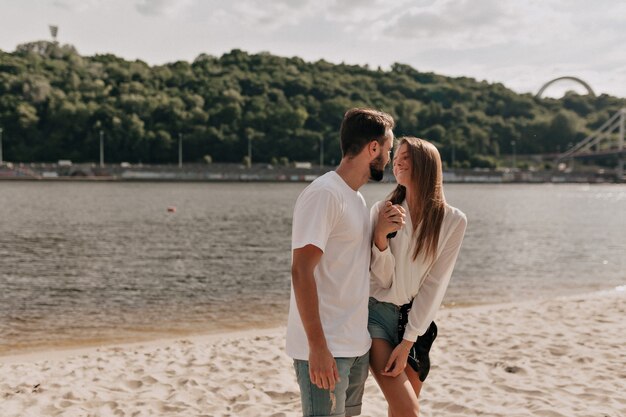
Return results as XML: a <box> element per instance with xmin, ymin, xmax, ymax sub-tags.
<box><xmin>368</xmin><ymin>137</ymin><xmax>467</xmax><ymax>417</ymax></box>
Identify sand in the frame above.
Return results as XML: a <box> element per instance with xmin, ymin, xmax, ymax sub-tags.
<box><xmin>1</xmin><ymin>288</ymin><xmax>624</xmax><ymax>417</ymax></box>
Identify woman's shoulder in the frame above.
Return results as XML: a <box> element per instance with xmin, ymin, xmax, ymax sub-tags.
<box><xmin>444</xmin><ymin>204</ymin><xmax>467</xmax><ymax>226</ymax></box>
<box><xmin>371</xmin><ymin>199</ymin><xmax>386</xmax><ymax>213</ymax></box>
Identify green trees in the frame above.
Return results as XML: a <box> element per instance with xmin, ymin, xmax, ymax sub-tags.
<box><xmin>0</xmin><ymin>42</ymin><xmax>624</xmax><ymax>166</ymax></box>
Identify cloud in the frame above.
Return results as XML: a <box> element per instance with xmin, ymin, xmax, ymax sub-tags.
<box><xmin>135</xmin><ymin>0</ymin><xmax>193</xmax><ymax>17</ymax></box>
<box><xmin>381</xmin><ymin>0</ymin><xmax>626</xmax><ymax>52</ymax></box>
<box><xmin>210</xmin><ymin>0</ymin><xmax>417</xmax><ymax>31</ymax></box>
<box><xmin>226</xmin><ymin>0</ymin><xmax>324</xmax><ymax>29</ymax></box>
<box><xmin>323</xmin><ymin>0</ymin><xmax>434</xmax><ymax>23</ymax></box>
<box><xmin>52</xmin><ymin>1</ymin><xmax>72</xmax><ymax>10</ymax></box>
<box><xmin>383</xmin><ymin>0</ymin><xmax>518</xmax><ymax>47</ymax></box>
<box><xmin>51</xmin><ymin>0</ymin><xmax>103</xmax><ymax>12</ymax></box>
<box><xmin>50</xmin><ymin>0</ymin><xmax>191</xmax><ymax>16</ymax></box>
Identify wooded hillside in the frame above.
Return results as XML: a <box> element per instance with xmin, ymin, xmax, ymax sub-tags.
<box><xmin>1</xmin><ymin>41</ymin><xmax>624</xmax><ymax>167</ymax></box>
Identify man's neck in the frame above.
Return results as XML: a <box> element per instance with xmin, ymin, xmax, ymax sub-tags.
<box><xmin>335</xmin><ymin>157</ymin><xmax>370</xmax><ymax>191</ymax></box>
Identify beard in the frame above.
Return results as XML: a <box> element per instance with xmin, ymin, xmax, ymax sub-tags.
<box><xmin>369</xmin><ymin>153</ymin><xmax>385</xmax><ymax>182</ymax></box>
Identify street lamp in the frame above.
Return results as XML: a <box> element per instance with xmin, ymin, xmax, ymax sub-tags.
<box><xmin>99</xmin><ymin>130</ymin><xmax>104</xmax><ymax>167</ymax></box>
<box><xmin>511</xmin><ymin>140</ymin><xmax>516</xmax><ymax>170</ymax></box>
<box><xmin>320</xmin><ymin>136</ymin><xmax>324</xmax><ymax>167</ymax></box>
<box><xmin>567</xmin><ymin>142</ymin><xmax>573</xmax><ymax>171</ymax></box>
<box><xmin>451</xmin><ymin>140</ymin><xmax>456</xmax><ymax>168</ymax></box>
<box><xmin>247</xmin><ymin>134</ymin><xmax>252</xmax><ymax>168</ymax></box>
<box><xmin>178</xmin><ymin>133</ymin><xmax>183</xmax><ymax>168</ymax></box>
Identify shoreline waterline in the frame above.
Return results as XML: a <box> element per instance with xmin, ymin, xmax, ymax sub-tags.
<box><xmin>2</xmin><ymin>286</ymin><xmax>623</xmax><ymax>360</ymax></box>
<box><xmin>0</xmin><ymin>327</ymin><xmax>285</xmax><ymax>364</ymax></box>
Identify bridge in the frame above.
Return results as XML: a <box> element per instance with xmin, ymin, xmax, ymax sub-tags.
<box><xmin>536</xmin><ymin>76</ymin><xmax>596</xmax><ymax>98</ymax></box>
<box><xmin>556</xmin><ymin>108</ymin><xmax>626</xmax><ymax>181</ymax></box>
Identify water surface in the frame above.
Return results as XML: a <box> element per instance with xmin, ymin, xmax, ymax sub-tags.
<box><xmin>0</xmin><ymin>182</ymin><xmax>624</xmax><ymax>354</ymax></box>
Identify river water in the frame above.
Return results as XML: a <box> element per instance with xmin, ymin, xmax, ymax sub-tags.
<box><xmin>0</xmin><ymin>182</ymin><xmax>624</xmax><ymax>354</ymax></box>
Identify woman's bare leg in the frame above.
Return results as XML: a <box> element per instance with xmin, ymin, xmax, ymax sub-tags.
<box><xmin>405</xmin><ymin>365</ymin><xmax>424</xmax><ymax>398</ymax></box>
<box><xmin>370</xmin><ymin>338</ymin><xmax>420</xmax><ymax>417</ymax></box>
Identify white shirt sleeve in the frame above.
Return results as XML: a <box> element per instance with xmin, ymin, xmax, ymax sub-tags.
<box><xmin>370</xmin><ymin>201</ymin><xmax>395</xmax><ymax>289</ymax></box>
<box><xmin>292</xmin><ymin>188</ymin><xmax>341</xmax><ymax>253</ymax></box>
<box><xmin>403</xmin><ymin>213</ymin><xmax>467</xmax><ymax>342</ymax></box>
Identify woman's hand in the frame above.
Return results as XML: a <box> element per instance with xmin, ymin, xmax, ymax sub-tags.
<box><xmin>380</xmin><ymin>339</ymin><xmax>412</xmax><ymax>377</ymax></box>
<box><xmin>374</xmin><ymin>201</ymin><xmax>406</xmax><ymax>251</ymax></box>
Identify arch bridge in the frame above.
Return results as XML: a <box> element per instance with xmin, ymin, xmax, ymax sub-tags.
<box><xmin>536</xmin><ymin>76</ymin><xmax>596</xmax><ymax>98</ymax></box>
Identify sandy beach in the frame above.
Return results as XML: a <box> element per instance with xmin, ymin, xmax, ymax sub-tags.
<box><xmin>1</xmin><ymin>289</ymin><xmax>624</xmax><ymax>417</ymax></box>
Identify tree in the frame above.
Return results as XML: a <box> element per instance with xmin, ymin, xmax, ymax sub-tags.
<box><xmin>0</xmin><ymin>42</ymin><xmax>623</xmax><ymax>165</ymax></box>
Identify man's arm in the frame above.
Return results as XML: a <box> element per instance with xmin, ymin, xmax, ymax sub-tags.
<box><xmin>292</xmin><ymin>244</ymin><xmax>340</xmax><ymax>391</ymax></box>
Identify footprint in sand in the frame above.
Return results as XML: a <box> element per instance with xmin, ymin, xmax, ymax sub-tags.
<box><xmin>158</xmin><ymin>403</ymin><xmax>186</xmax><ymax>413</ymax></box>
<box><xmin>504</xmin><ymin>365</ymin><xmax>526</xmax><ymax>375</ymax></box>
<box><xmin>42</xmin><ymin>404</ymin><xmax>61</xmax><ymax>414</ymax></box>
<box><xmin>125</xmin><ymin>380</ymin><xmax>144</xmax><ymax>390</ymax></box>
<box><xmin>141</xmin><ymin>376</ymin><xmax>158</xmax><ymax>385</ymax></box>
<box><xmin>58</xmin><ymin>399</ymin><xmax>74</xmax><ymax>408</ymax></box>
<box><xmin>177</xmin><ymin>378</ymin><xmax>190</xmax><ymax>387</ymax></box>
<box><xmin>266</xmin><ymin>391</ymin><xmax>300</xmax><ymax>402</ymax></box>
<box><xmin>62</xmin><ymin>391</ymin><xmax>78</xmax><ymax>400</ymax></box>
<box><xmin>547</xmin><ymin>345</ymin><xmax>569</xmax><ymax>356</ymax></box>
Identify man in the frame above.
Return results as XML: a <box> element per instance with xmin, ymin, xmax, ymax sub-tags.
<box><xmin>286</xmin><ymin>108</ymin><xmax>395</xmax><ymax>417</ymax></box>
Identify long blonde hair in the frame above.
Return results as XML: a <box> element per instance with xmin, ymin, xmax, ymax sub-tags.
<box><xmin>388</xmin><ymin>137</ymin><xmax>446</xmax><ymax>261</ymax></box>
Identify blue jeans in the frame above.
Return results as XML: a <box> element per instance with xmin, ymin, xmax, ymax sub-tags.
<box><xmin>293</xmin><ymin>352</ymin><xmax>369</xmax><ymax>417</ymax></box>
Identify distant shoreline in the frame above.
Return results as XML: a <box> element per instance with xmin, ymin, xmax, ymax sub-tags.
<box><xmin>0</xmin><ymin>162</ymin><xmax>620</xmax><ymax>184</ymax></box>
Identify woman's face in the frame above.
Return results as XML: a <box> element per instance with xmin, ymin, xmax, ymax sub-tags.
<box><xmin>392</xmin><ymin>143</ymin><xmax>412</xmax><ymax>187</ymax></box>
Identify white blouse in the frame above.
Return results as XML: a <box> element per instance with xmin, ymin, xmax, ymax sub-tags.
<box><xmin>370</xmin><ymin>200</ymin><xmax>467</xmax><ymax>342</ymax></box>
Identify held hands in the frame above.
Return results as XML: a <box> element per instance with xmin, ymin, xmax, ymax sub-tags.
<box><xmin>381</xmin><ymin>340</ymin><xmax>412</xmax><ymax>377</ymax></box>
<box><xmin>309</xmin><ymin>345</ymin><xmax>340</xmax><ymax>391</ymax></box>
<box><xmin>374</xmin><ymin>201</ymin><xmax>406</xmax><ymax>250</ymax></box>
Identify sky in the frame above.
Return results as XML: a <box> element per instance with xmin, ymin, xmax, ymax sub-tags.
<box><xmin>1</xmin><ymin>0</ymin><xmax>625</xmax><ymax>98</ymax></box>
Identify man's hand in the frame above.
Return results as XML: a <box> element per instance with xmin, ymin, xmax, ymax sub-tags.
<box><xmin>309</xmin><ymin>345</ymin><xmax>340</xmax><ymax>391</ymax></box>
<box><xmin>374</xmin><ymin>201</ymin><xmax>406</xmax><ymax>250</ymax></box>
<box><xmin>380</xmin><ymin>339</ymin><xmax>412</xmax><ymax>377</ymax></box>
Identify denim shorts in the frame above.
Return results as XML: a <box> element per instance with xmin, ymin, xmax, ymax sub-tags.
<box><xmin>368</xmin><ymin>297</ymin><xmax>437</xmax><ymax>382</ymax></box>
<box><xmin>293</xmin><ymin>352</ymin><xmax>369</xmax><ymax>417</ymax></box>
<box><xmin>367</xmin><ymin>297</ymin><xmax>400</xmax><ymax>345</ymax></box>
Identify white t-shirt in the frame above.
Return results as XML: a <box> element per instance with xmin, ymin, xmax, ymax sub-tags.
<box><xmin>370</xmin><ymin>200</ymin><xmax>467</xmax><ymax>342</ymax></box>
<box><xmin>286</xmin><ymin>171</ymin><xmax>372</xmax><ymax>360</ymax></box>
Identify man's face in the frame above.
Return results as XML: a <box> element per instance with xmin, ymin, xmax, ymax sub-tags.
<box><xmin>369</xmin><ymin>130</ymin><xmax>393</xmax><ymax>182</ymax></box>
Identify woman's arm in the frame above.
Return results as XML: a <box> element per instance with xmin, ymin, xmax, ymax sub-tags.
<box><xmin>403</xmin><ymin>213</ymin><xmax>467</xmax><ymax>342</ymax></box>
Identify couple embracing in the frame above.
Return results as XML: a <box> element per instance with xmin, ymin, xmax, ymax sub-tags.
<box><xmin>286</xmin><ymin>108</ymin><xmax>467</xmax><ymax>417</ymax></box>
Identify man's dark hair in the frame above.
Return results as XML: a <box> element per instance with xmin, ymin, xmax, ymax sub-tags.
<box><xmin>340</xmin><ymin>108</ymin><xmax>395</xmax><ymax>157</ymax></box>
